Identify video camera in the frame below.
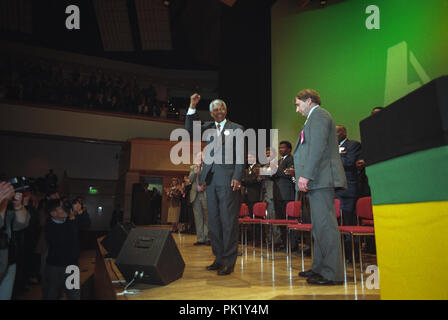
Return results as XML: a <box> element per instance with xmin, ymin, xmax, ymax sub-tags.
<box><xmin>3</xmin><ymin>176</ymin><xmax>31</xmax><ymax>192</ymax></box>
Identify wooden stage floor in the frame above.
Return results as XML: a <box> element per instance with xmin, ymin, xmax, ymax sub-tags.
<box><xmin>120</xmin><ymin>233</ymin><xmax>380</xmax><ymax>300</ymax></box>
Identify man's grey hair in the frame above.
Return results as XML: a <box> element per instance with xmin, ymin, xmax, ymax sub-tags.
<box><xmin>209</xmin><ymin>99</ymin><xmax>227</xmax><ymax>112</ymax></box>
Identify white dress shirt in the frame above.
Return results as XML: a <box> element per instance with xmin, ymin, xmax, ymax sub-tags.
<box><xmin>304</xmin><ymin>105</ymin><xmax>320</xmax><ymax>125</ymax></box>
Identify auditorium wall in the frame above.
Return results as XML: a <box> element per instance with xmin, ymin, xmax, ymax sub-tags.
<box><xmin>0</xmin><ymin>132</ymin><xmax>122</xmax><ymax>181</ymax></box>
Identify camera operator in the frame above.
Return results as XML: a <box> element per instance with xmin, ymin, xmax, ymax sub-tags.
<box><xmin>23</xmin><ymin>190</ymin><xmax>42</xmax><ymax>286</ymax></box>
<box><xmin>72</xmin><ymin>198</ymin><xmax>91</xmax><ymax>232</ymax></box>
<box><xmin>35</xmin><ymin>190</ymin><xmax>60</xmax><ymax>277</ymax></box>
<box><xmin>42</xmin><ymin>199</ymin><xmax>83</xmax><ymax>300</ymax></box>
<box><xmin>0</xmin><ymin>181</ymin><xmax>30</xmax><ymax>300</ymax></box>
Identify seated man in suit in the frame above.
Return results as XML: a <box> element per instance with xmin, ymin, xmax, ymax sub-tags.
<box><xmin>185</xmin><ymin>93</ymin><xmax>244</xmax><ymax>276</ymax></box>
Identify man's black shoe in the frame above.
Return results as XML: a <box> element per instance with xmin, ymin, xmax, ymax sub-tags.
<box><xmin>307</xmin><ymin>274</ymin><xmax>343</xmax><ymax>285</ymax></box>
<box><xmin>298</xmin><ymin>269</ymin><xmax>318</xmax><ymax>278</ymax></box>
<box><xmin>206</xmin><ymin>262</ymin><xmax>221</xmax><ymax>271</ymax></box>
<box><xmin>194</xmin><ymin>241</ymin><xmax>205</xmax><ymax>246</ymax></box>
<box><xmin>217</xmin><ymin>265</ymin><xmax>234</xmax><ymax>276</ymax></box>
<box><xmin>205</xmin><ymin>240</ymin><xmax>211</xmax><ymax>246</ymax></box>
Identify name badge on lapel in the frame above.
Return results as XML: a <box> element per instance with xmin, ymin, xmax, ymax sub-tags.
<box><xmin>339</xmin><ymin>146</ymin><xmax>346</xmax><ymax>153</ymax></box>
<box><xmin>224</xmin><ymin>130</ymin><xmax>230</xmax><ymax>136</ymax></box>
<box><xmin>300</xmin><ymin>130</ymin><xmax>305</xmax><ymax>145</ymax></box>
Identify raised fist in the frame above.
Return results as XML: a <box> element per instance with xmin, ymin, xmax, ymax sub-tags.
<box><xmin>190</xmin><ymin>93</ymin><xmax>201</xmax><ymax>109</ymax></box>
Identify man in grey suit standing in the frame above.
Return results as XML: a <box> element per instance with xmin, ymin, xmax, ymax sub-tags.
<box><xmin>189</xmin><ymin>151</ymin><xmax>210</xmax><ymax>246</ymax></box>
<box><xmin>293</xmin><ymin>89</ymin><xmax>346</xmax><ymax>285</ymax></box>
<box><xmin>185</xmin><ymin>93</ymin><xmax>244</xmax><ymax>276</ymax></box>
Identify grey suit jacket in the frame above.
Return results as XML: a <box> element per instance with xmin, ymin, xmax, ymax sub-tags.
<box><xmin>293</xmin><ymin>107</ymin><xmax>347</xmax><ymax>190</ymax></box>
<box><xmin>185</xmin><ymin>113</ymin><xmax>245</xmax><ymax>186</ymax></box>
<box><xmin>188</xmin><ymin>165</ymin><xmax>206</xmax><ymax>203</ymax></box>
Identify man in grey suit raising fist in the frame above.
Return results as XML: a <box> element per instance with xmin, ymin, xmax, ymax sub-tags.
<box><xmin>293</xmin><ymin>89</ymin><xmax>346</xmax><ymax>285</ymax></box>
<box><xmin>185</xmin><ymin>93</ymin><xmax>245</xmax><ymax>276</ymax></box>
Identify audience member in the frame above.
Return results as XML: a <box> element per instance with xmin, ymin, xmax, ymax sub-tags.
<box><xmin>160</xmin><ymin>103</ymin><xmax>168</xmax><ymax>118</ymax></box>
<box><xmin>335</xmin><ymin>125</ymin><xmax>362</xmax><ymax>263</ymax></box>
<box><xmin>354</xmin><ymin>106</ymin><xmax>384</xmax><ymax>197</ymax></box>
<box><xmin>150</xmin><ymin>188</ymin><xmax>162</xmax><ymax>224</ymax></box>
<box><xmin>72</xmin><ymin>198</ymin><xmax>91</xmax><ymax>232</ymax></box>
<box><xmin>0</xmin><ymin>53</ymin><xmax>182</xmax><ymax>119</ymax></box>
<box><xmin>22</xmin><ymin>190</ymin><xmax>41</xmax><ymax>286</ymax></box>
<box><xmin>165</xmin><ymin>177</ymin><xmax>182</xmax><ymax>231</ymax></box>
<box><xmin>180</xmin><ymin>175</ymin><xmax>194</xmax><ymax>233</ymax></box>
<box><xmin>335</xmin><ymin>126</ymin><xmax>362</xmax><ymax>226</ymax></box>
<box><xmin>189</xmin><ymin>152</ymin><xmax>209</xmax><ymax>245</ymax></box>
<box><xmin>370</xmin><ymin>106</ymin><xmax>384</xmax><ymax>115</ymax></box>
<box><xmin>35</xmin><ymin>190</ymin><xmax>60</xmax><ymax>279</ymax></box>
<box><xmin>273</xmin><ymin>141</ymin><xmax>296</xmax><ymax>249</ymax></box>
<box><xmin>42</xmin><ymin>199</ymin><xmax>83</xmax><ymax>300</ymax></box>
<box><xmin>258</xmin><ymin>148</ymin><xmax>281</xmax><ymax>247</ymax></box>
<box><xmin>0</xmin><ymin>182</ymin><xmax>30</xmax><ymax>300</ymax></box>
<box><xmin>45</xmin><ymin>169</ymin><xmax>58</xmax><ymax>193</ymax></box>
<box><xmin>241</xmin><ymin>152</ymin><xmax>261</xmax><ymax>215</ymax></box>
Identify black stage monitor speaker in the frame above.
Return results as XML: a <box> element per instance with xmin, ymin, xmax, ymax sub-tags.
<box><xmin>101</xmin><ymin>222</ymin><xmax>135</xmax><ymax>258</ymax></box>
<box><xmin>115</xmin><ymin>228</ymin><xmax>185</xmax><ymax>285</ymax></box>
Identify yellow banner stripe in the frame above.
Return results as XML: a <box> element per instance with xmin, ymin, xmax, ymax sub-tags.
<box><xmin>373</xmin><ymin>201</ymin><xmax>448</xmax><ymax>300</ymax></box>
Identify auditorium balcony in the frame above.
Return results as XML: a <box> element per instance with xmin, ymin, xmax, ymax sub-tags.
<box><xmin>0</xmin><ymin>40</ymin><xmax>219</xmax><ymax>142</ymax></box>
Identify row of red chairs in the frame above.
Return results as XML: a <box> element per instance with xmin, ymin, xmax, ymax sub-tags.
<box><xmin>237</xmin><ymin>197</ymin><xmax>375</xmax><ymax>284</ymax></box>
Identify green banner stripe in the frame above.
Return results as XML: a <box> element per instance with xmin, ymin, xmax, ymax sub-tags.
<box><xmin>366</xmin><ymin>145</ymin><xmax>448</xmax><ymax>205</ymax></box>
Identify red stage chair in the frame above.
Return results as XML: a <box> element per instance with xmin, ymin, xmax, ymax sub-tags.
<box><xmin>356</xmin><ymin>196</ymin><xmax>374</xmax><ymax>226</ymax></box>
<box><xmin>238</xmin><ymin>202</ymin><xmax>267</xmax><ymax>257</ymax></box>
<box><xmin>261</xmin><ymin>201</ymin><xmax>301</xmax><ymax>260</ymax></box>
<box><xmin>286</xmin><ymin>223</ymin><xmax>312</xmax><ymax>271</ymax></box>
<box><xmin>238</xmin><ymin>203</ymin><xmax>250</xmax><ymax>249</ymax></box>
<box><xmin>339</xmin><ymin>197</ymin><xmax>375</xmax><ymax>284</ymax></box>
<box><xmin>287</xmin><ymin>199</ymin><xmax>342</xmax><ymax>271</ymax></box>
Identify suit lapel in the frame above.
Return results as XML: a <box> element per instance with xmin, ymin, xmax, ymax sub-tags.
<box><xmin>294</xmin><ymin>121</ymin><xmax>308</xmax><ymax>152</ymax></box>
<box><xmin>284</xmin><ymin>154</ymin><xmax>291</xmax><ymax>168</ymax></box>
<box><xmin>340</xmin><ymin>139</ymin><xmax>348</xmax><ymax>152</ymax></box>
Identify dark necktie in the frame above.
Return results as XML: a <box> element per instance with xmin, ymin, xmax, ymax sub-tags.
<box><xmin>279</xmin><ymin>157</ymin><xmax>283</xmax><ymax>168</ymax></box>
